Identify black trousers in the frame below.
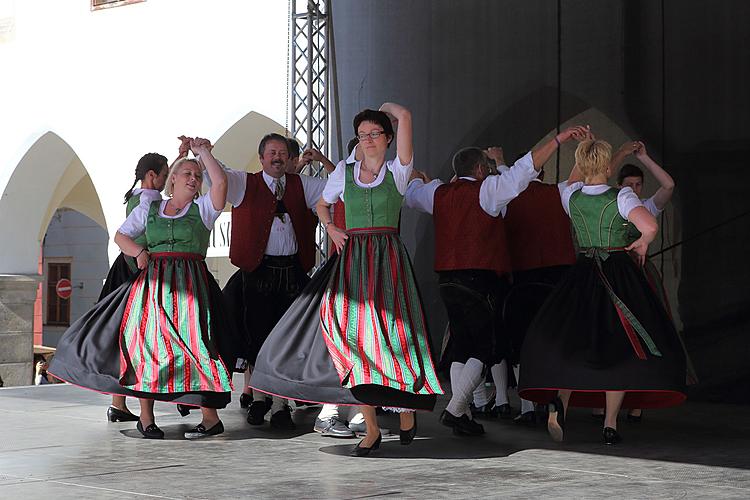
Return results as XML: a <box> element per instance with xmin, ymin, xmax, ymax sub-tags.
<box><xmin>237</xmin><ymin>255</ymin><xmax>311</xmax><ymax>365</ymax></box>
<box><xmin>438</xmin><ymin>269</ymin><xmax>510</xmax><ymax>368</ymax></box>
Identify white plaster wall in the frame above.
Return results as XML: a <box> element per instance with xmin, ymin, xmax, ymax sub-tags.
<box><xmin>0</xmin><ymin>0</ymin><xmax>288</xmax><ymax>274</ymax></box>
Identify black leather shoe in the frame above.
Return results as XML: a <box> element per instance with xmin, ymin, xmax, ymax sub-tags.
<box><xmin>626</xmin><ymin>411</ymin><xmax>643</xmax><ymax>423</ymax></box>
<box><xmin>547</xmin><ymin>396</ymin><xmax>565</xmax><ymax>442</ymax></box>
<box><xmin>107</xmin><ymin>406</ymin><xmax>139</xmax><ymax>422</ymax></box>
<box><xmin>514</xmin><ymin>411</ymin><xmax>536</xmax><ymax>426</ymax></box>
<box><xmin>350</xmin><ymin>432</ymin><xmax>381</xmax><ymax>457</ymax></box>
<box><xmin>440</xmin><ymin>410</ymin><xmax>485</xmax><ymax>436</ymax></box>
<box><xmin>239</xmin><ymin>393</ymin><xmax>252</xmax><ymax>409</ymax></box>
<box><xmin>399</xmin><ymin>413</ymin><xmax>417</xmax><ymax>445</ymax></box>
<box><xmin>270</xmin><ymin>405</ymin><xmax>296</xmax><ymax>430</ymax></box>
<box><xmin>348</xmin><ymin>421</ymin><xmax>367</xmax><ymax>437</ymax></box>
<box><xmin>603</xmin><ymin>426</ymin><xmax>622</xmax><ymax>445</ymax></box>
<box><xmin>314</xmin><ymin>417</ymin><xmax>355</xmax><ymax>438</ymax></box>
<box><xmin>247</xmin><ymin>401</ymin><xmax>268</xmax><ymax>425</ymax></box>
<box><xmin>176</xmin><ymin>404</ymin><xmax>192</xmax><ymax>417</ymax></box>
<box><xmin>136</xmin><ymin>420</ymin><xmax>164</xmax><ymax>439</ymax></box>
<box><xmin>493</xmin><ymin>403</ymin><xmax>512</xmax><ymax>419</ymax></box>
<box><xmin>184</xmin><ymin>421</ymin><xmax>224</xmax><ymax>440</ymax></box>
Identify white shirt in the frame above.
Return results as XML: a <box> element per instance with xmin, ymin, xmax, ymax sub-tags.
<box><xmin>129</xmin><ymin>187</ymin><xmax>164</xmax><ymax>206</ymax></box>
<box><xmin>642</xmin><ymin>195</ymin><xmax>662</xmax><ymax>217</ymax></box>
<box><xmin>322</xmin><ymin>154</ymin><xmax>414</xmax><ymax>204</ymax></box>
<box><xmin>560</xmin><ymin>183</ymin><xmax>643</xmax><ymax>219</ymax></box>
<box><xmin>118</xmin><ymin>193</ymin><xmax>222</xmax><ymax>238</ymax></box>
<box><xmin>404</xmin><ymin>151</ymin><xmax>537</xmax><ymax>217</ymax></box>
<box><xmin>215</xmin><ymin>165</ymin><xmax>326</xmax><ymax>256</ymax></box>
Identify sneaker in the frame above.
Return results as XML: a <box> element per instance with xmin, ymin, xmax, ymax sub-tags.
<box><xmin>313</xmin><ymin>417</ymin><xmax>355</xmax><ymax>438</ymax></box>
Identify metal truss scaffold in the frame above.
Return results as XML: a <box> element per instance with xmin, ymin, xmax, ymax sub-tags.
<box><xmin>289</xmin><ymin>0</ymin><xmax>330</xmax><ymax>264</ymax></box>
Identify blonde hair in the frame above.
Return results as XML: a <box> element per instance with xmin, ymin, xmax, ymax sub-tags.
<box><xmin>165</xmin><ymin>158</ymin><xmax>201</xmax><ymax>197</ymax></box>
<box><xmin>574</xmin><ymin>140</ymin><xmax>613</xmax><ymax>180</ymax></box>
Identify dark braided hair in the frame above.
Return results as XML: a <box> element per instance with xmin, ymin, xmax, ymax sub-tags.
<box><xmin>124</xmin><ymin>153</ymin><xmax>168</xmax><ymax>203</ymax></box>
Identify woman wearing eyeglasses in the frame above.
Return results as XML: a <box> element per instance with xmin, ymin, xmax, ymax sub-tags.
<box><xmin>249</xmin><ymin>103</ymin><xmax>442</xmax><ymax>456</ymax></box>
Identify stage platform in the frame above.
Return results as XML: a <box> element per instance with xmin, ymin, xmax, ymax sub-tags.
<box><xmin>1</xmin><ymin>379</ymin><xmax>749</xmax><ymax>499</ymax></box>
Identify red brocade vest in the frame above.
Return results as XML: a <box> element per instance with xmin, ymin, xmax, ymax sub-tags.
<box><xmin>230</xmin><ymin>172</ymin><xmax>316</xmax><ymax>272</ymax></box>
<box><xmin>503</xmin><ymin>181</ymin><xmax>576</xmax><ymax>271</ymax></box>
<box><xmin>433</xmin><ymin>179</ymin><xmax>511</xmax><ymax>275</ymax></box>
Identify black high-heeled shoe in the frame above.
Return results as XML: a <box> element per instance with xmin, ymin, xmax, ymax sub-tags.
<box><xmin>107</xmin><ymin>406</ymin><xmax>139</xmax><ymax>423</ymax></box>
<box><xmin>176</xmin><ymin>404</ymin><xmax>192</xmax><ymax>417</ymax></box>
<box><xmin>547</xmin><ymin>396</ymin><xmax>565</xmax><ymax>442</ymax></box>
<box><xmin>400</xmin><ymin>413</ymin><xmax>417</xmax><ymax>445</ymax></box>
<box><xmin>603</xmin><ymin>426</ymin><xmax>622</xmax><ymax>445</ymax></box>
<box><xmin>351</xmin><ymin>432</ymin><xmax>382</xmax><ymax>457</ymax></box>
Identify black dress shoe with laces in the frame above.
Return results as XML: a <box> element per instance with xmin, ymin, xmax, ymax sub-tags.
<box><xmin>247</xmin><ymin>400</ymin><xmax>269</xmax><ymax>425</ymax></box>
<box><xmin>350</xmin><ymin>432</ymin><xmax>381</xmax><ymax>457</ymax></box>
<box><xmin>107</xmin><ymin>406</ymin><xmax>139</xmax><ymax>423</ymax></box>
<box><xmin>399</xmin><ymin>413</ymin><xmax>418</xmax><ymax>445</ymax></box>
<box><xmin>136</xmin><ymin>420</ymin><xmax>165</xmax><ymax>439</ymax></box>
<box><xmin>184</xmin><ymin>421</ymin><xmax>224</xmax><ymax>440</ymax></box>
<box><xmin>313</xmin><ymin>417</ymin><xmax>355</xmax><ymax>438</ymax></box>
<box><xmin>547</xmin><ymin>396</ymin><xmax>565</xmax><ymax>442</ymax></box>
<box><xmin>603</xmin><ymin>426</ymin><xmax>622</xmax><ymax>445</ymax></box>
<box><xmin>270</xmin><ymin>405</ymin><xmax>296</xmax><ymax>430</ymax></box>
<box><xmin>239</xmin><ymin>393</ymin><xmax>252</xmax><ymax>409</ymax></box>
<box><xmin>440</xmin><ymin>410</ymin><xmax>485</xmax><ymax>436</ymax></box>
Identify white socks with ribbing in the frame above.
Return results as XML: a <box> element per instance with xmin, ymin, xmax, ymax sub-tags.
<box><xmin>446</xmin><ymin>358</ymin><xmax>485</xmax><ymax>417</ymax></box>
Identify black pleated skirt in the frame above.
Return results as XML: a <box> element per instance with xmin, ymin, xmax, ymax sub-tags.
<box><xmin>97</xmin><ymin>253</ymin><xmax>137</xmax><ymax>301</ymax></box>
<box><xmin>518</xmin><ymin>252</ymin><xmax>686</xmax><ymax>409</ymax></box>
<box><xmin>249</xmin><ymin>257</ymin><xmax>437</xmax><ymax>411</ymax></box>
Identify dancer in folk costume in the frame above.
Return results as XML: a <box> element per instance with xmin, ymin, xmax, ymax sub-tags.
<box><xmin>518</xmin><ymin>139</ymin><xmax>686</xmax><ymax>445</ymax></box>
<box><xmin>50</xmin><ymin>139</ymin><xmax>246</xmax><ymax>439</ymax></box>
<box><xmin>404</xmin><ymin>127</ymin><xmax>587</xmax><ymax>436</ymax></box>
<box><xmin>250</xmin><ymin>103</ymin><xmax>443</xmax><ymax>456</ymax></box>
<box><xmin>100</xmin><ymin>152</ymin><xmax>168</xmax><ymax>424</ymax></box>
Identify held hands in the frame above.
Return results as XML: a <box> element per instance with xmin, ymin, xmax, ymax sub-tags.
<box><xmin>485</xmin><ymin>147</ymin><xmax>505</xmax><ymax>165</ymax></box>
<box><xmin>177</xmin><ymin>135</ymin><xmax>192</xmax><ymax>158</ymax></box>
<box><xmin>190</xmin><ymin>137</ymin><xmax>213</xmax><ymax>155</ymax></box>
<box><xmin>625</xmin><ymin>237</ymin><xmax>649</xmax><ymax>267</ymax></box>
<box><xmin>326</xmin><ymin>224</ymin><xmax>349</xmax><ymax>254</ymax></box>
<box><xmin>557</xmin><ymin>125</ymin><xmax>593</xmax><ymax>144</ymax></box>
<box><xmin>633</xmin><ymin>141</ymin><xmax>648</xmax><ymax>160</ymax></box>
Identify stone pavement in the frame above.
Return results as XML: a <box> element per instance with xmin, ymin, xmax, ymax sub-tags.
<box><xmin>1</xmin><ymin>380</ymin><xmax>749</xmax><ymax>499</ymax></box>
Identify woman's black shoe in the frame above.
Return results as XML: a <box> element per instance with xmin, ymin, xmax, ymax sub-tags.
<box><xmin>351</xmin><ymin>432</ymin><xmax>382</xmax><ymax>457</ymax></box>
<box><xmin>184</xmin><ymin>421</ymin><xmax>224</xmax><ymax>440</ymax></box>
<box><xmin>603</xmin><ymin>426</ymin><xmax>622</xmax><ymax>445</ymax></box>
<box><xmin>547</xmin><ymin>396</ymin><xmax>565</xmax><ymax>442</ymax></box>
<box><xmin>400</xmin><ymin>414</ymin><xmax>417</xmax><ymax>445</ymax></box>
<box><xmin>176</xmin><ymin>404</ymin><xmax>193</xmax><ymax>417</ymax></box>
<box><xmin>107</xmin><ymin>406</ymin><xmax>139</xmax><ymax>422</ymax></box>
<box><xmin>626</xmin><ymin>411</ymin><xmax>643</xmax><ymax>423</ymax></box>
<box><xmin>239</xmin><ymin>393</ymin><xmax>252</xmax><ymax>409</ymax></box>
<box><xmin>136</xmin><ymin>420</ymin><xmax>165</xmax><ymax>439</ymax></box>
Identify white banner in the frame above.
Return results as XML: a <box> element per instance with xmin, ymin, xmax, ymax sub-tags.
<box><xmin>206</xmin><ymin>211</ymin><xmax>231</xmax><ymax>258</ymax></box>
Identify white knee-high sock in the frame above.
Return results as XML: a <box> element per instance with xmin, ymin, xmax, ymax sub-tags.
<box><xmin>317</xmin><ymin>404</ymin><xmax>339</xmax><ymax>420</ymax></box>
<box><xmin>491</xmin><ymin>360</ymin><xmax>509</xmax><ymax>406</ymax></box>
<box><xmin>472</xmin><ymin>380</ymin><xmax>490</xmax><ymax>408</ymax></box>
<box><xmin>253</xmin><ymin>390</ymin><xmax>267</xmax><ymax>403</ymax></box>
<box><xmin>270</xmin><ymin>396</ymin><xmax>287</xmax><ymax>413</ymax></box>
<box><xmin>513</xmin><ymin>364</ymin><xmax>535</xmax><ymax>413</ymax></box>
<box><xmin>446</xmin><ymin>358</ymin><xmax>485</xmax><ymax>417</ymax></box>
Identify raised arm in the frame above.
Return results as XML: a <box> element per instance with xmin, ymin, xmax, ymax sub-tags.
<box><xmin>531</xmin><ymin>125</ymin><xmax>591</xmax><ymax>171</ymax></box>
<box><xmin>192</xmin><ymin>138</ymin><xmax>227</xmax><ymax>211</ymax></box>
<box><xmin>299</xmin><ymin>148</ymin><xmax>337</xmax><ymax>174</ymax></box>
<box><xmin>379</xmin><ymin>102</ymin><xmax>412</xmax><ymax>166</ymax></box>
<box><xmin>635</xmin><ymin>142</ymin><xmax>674</xmax><ymax>210</ymax></box>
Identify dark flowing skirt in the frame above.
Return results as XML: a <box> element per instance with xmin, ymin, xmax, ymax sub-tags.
<box><xmin>98</xmin><ymin>253</ymin><xmax>138</xmax><ymax>301</ymax></box>
<box><xmin>518</xmin><ymin>252</ymin><xmax>687</xmax><ymax>409</ymax></box>
<box><xmin>249</xmin><ymin>254</ymin><xmax>439</xmax><ymax>411</ymax></box>
<box><xmin>49</xmin><ymin>255</ymin><xmax>247</xmax><ymax>408</ymax></box>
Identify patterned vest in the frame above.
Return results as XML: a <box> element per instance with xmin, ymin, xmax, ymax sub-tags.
<box><xmin>145</xmin><ymin>201</ymin><xmax>210</xmax><ymax>255</ymax></box>
<box><xmin>230</xmin><ymin>173</ymin><xmax>316</xmax><ymax>272</ymax></box>
<box><xmin>433</xmin><ymin>179</ymin><xmax>511</xmax><ymax>274</ymax></box>
<box><xmin>568</xmin><ymin>188</ymin><xmax>632</xmax><ymax>248</ymax></box>
<box><xmin>504</xmin><ymin>182</ymin><xmax>576</xmax><ymax>271</ymax></box>
<box><xmin>343</xmin><ymin>164</ymin><xmax>402</xmax><ymax>229</ymax></box>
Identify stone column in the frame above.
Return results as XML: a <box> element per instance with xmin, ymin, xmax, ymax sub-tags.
<box><xmin>0</xmin><ymin>275</ymin><xmax>40</xmax><ymax>387</ymax></box>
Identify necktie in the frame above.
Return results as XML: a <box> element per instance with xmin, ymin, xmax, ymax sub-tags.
<box><xmin>273</xmin><ymin>180</ymin><xmax>286</xmax><ymax>222</ymax></box>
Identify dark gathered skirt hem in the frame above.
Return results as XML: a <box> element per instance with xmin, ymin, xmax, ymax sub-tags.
<box><xmin>519</xmin><ymin>387</ymin><xmax>686</xmax><ymax>409</ymax></box>
<box><xmin>48</xmin><ymin>369</ymin><xmax>231</xmax><ymax>409</ymax></box>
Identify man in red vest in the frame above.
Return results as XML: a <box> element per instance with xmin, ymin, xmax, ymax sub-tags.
<box><xmin>405</xmin><ymin>126</ymin><xmax>587</xmax><ymax>436</ymax></box>
<box><xmin>218</xmin><ymin>133</ymin><xmax>327</xmax><ymax>430</ymax></box>
<box><xmin>487</xmin><ymin>147</ymin><xmax>577</xmax><ymax>425</ymax></box>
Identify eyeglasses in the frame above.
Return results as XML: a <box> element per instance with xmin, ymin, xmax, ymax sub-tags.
<box><xmin>356</xmin><ymin>130</ymin><xmax>385</xmax><ymax>142</ymax></box>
